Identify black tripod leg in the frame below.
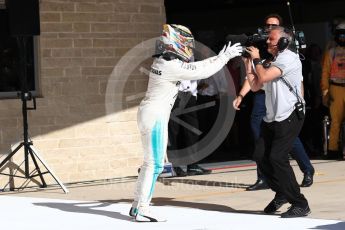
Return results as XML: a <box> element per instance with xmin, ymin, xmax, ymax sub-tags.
<box><xmin>0</xmin><ymin>143</ymin><xmax>24</xmax><ymax>170</ymax></box>
<box><xmin>30</xmin><ymin>146</ymin><xmax>69</xmax><ymax>193</ymax></box>
<box><xmin>28</xmin><ymin>147</ymin><xmax>47</xmax><ymax>188</ymax></box>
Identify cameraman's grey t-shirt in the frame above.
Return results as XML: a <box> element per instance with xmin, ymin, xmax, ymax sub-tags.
<box><xmin>263</xmin><ymin>49</ymin><xmax>304</xmax><ymax>122</ymax></box>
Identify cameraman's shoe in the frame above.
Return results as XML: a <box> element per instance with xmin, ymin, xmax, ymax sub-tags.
<box><xmin>281</xmin><ymin>205</ymin><xmax>311</xmax><ymax>218</ymax></box>
<box><xmin>187</xmin><ymin>164</ymin><xmax>212</xmax><ymax>175</ymax></box>
<box><xmin>264</xmin><ymin>197</ymin><xmax>288</xmax><ymax>214</ymax></box>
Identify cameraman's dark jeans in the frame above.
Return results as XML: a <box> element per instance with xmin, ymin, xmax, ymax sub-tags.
<box><xmin>254</xmin><ymin>111</ymin><xmax>308</xmax><ymax>207</ymax></box>
<box><xmin>250</xmin><ymin>92</ymin><xmax>314</xmax><ymax>181</ymax></box>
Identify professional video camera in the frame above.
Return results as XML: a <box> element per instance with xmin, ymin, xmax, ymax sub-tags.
<box><xmin>226</xmin><ymin>28</ymin><xmax>269</xmax><ymax>58</ymax></box>
<box><xmin>226</xmin><ymin>27</ymin><xmax>306</xmax><ymax>58</ymax></box>
<box><xmin>226</xmin><ymin>1</ymin><xmax>307</xmax><ymax>58</ymax></box>
<box><xmin>247</xmin><ymin>27</ymin><xmax>269</xmax><ymax>45</ymax></box>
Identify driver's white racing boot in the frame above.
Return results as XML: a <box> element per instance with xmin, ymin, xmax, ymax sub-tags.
<box><xmin>134</xmin><ymin>206</ymin><xmax>167</xmax><ymax>222</ymax></box>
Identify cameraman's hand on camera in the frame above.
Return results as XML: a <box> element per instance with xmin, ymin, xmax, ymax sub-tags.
<box><xmin>245</xmin><ymin>46</ymin><xmax>260</xmax><ymax>59</ymax></box>
<box><xmin>222</xmin><ymin>42</ymin><xmax>243</xmax><ymax>61</ymax></box>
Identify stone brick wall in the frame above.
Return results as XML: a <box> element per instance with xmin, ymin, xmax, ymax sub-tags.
<box><xmin>0</xmin><ymin>0</ymin><xmax>165</xmax><ymax>188</ymax></box>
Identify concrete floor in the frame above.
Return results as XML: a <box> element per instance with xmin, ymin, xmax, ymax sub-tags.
<box><xmin>1</xmin><ymin>159</ymin><xmax>344</xmax><ymax>226</ymax></box>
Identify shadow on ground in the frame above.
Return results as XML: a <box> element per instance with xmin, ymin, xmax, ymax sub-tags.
<box><xmin>158</xmin><ymin>177</ymin><xmax>250</xmax><ymax>189</ymax></box>
<box><xmin>311</xmin><ymin>222</ymin><xmax>345</xmax><ymax>230</ymax></box>
<box><xmin>34</xmin><ymin>201</ymin><xmax>133</xmax><ymax>222</ymax></box>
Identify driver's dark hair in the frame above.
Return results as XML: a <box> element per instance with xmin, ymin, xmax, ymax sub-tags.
<box><xmin>264</xmin><ymin>13</ymin><xmax>283</xmax><ymax>25</ymax></box>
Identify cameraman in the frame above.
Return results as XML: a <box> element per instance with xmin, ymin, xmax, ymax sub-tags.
<box><xmin>244</xmin><ymin>26</ymin><xmax>310</xmax><ymax>218</ymax></box>
<box><xmin>233</xmin><ymin>14</ymin><xmax>314</xmax><ymax>190</ymax></box>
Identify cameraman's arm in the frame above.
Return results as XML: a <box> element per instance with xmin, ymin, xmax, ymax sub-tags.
<box><xmin>245</xmin><ymin>46</ymin><xmax>281</xmax><ymax>83</ymax></box>
<box><xmin>255</xmin><ymin>64</ymin><xmax>282</xmax><ymax>83</ymax></box>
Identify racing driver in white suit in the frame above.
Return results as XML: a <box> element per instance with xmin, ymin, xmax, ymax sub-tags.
<box><xmin>129</xmin><ymin>24</ymin><xmax>242</xmax><ymax>222</ymax></box>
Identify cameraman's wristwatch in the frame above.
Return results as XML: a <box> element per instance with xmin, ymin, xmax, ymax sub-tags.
<box><xmin>253</xmin><ymin>58</ymin><xmax>263</xmax><ymax>66</ymax></box>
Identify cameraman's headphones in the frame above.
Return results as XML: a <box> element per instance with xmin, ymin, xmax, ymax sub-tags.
<box><xmin>277</xmin><ymin>37</ymin><xmax>289</xmax><ymax>51</ymax></box>
<box><xmin>276</xmin><ymin>27</ymin><xmax>291</xmax><ymax>51</ymax></box>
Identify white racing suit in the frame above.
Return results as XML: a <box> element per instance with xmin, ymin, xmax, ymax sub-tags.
<box><xmin>133</xmin><ymin>45</ymin><xmax>240</xmax><ymax>210</ymax></box>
